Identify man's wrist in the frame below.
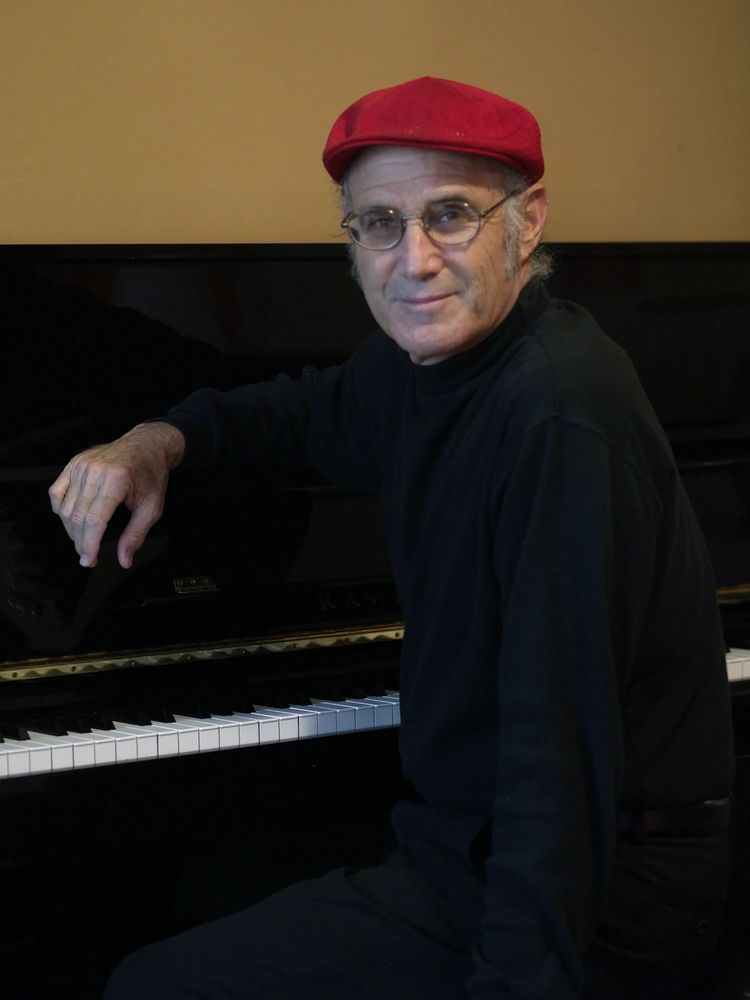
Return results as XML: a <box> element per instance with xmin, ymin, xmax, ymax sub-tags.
<box><xmin>130</xmin><ymin>421</ymin><xmax>186</xmax><ymax>470</ymax></box>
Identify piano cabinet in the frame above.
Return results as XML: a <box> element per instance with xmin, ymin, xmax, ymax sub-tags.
<box><xmin>0</xmin><ymin>241</ymin><xmax>748</xmax><ymax>999</ymax></box>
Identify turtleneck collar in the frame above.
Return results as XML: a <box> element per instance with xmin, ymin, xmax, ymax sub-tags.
<box><xmin>399</xmin><ymin>279</ymin><xmax>549</xmax><ymax>396</ymax></box>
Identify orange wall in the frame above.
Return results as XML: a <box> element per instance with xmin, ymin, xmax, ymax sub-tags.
<box><xmin>1</xmin><ymin>0</ymin><xmax>748</xmax><ymax>244</ymax></box>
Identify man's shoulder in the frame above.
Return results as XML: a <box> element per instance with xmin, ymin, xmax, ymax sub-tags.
<box><xmin>516</xmin><ymin>293</ymin><xmax>648</xmax><ymax>416</ymax></box>
<box><xmin>493</xmin><ymin>291</ymin><xmax>665</xmax><ymax>459</ymax></box>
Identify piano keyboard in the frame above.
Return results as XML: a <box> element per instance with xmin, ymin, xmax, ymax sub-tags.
<box><xmin>0</xmin><ymin>690</ymin><xmax>401</xmax><ymax>780</ymax></box>
<box><xmin>726</xmin><ymin>648</ymin><xmax>750</xmax><ymax>684</ymax></box>
<box><xmin>2</xmin><ymin>649</ymin><xmax>748</xmax><ymax>782</ymax></box>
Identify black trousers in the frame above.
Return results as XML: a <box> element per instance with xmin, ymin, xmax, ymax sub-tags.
<box><xmin>103</xmin><ymin>867</ymin><xmax>472</xmax><ymax>999</ymax></box>
<box><xmin>103</xmin><ymin>833</ymin><xmax>730</xmax><ymax>1000</ymax></box>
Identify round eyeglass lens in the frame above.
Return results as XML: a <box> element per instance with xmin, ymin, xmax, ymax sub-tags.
<box><xmin>422</xmin><ymin>202</ymin><xmax>479</xmax><ymax>243</ymax></box>
<box><xmin>351</xmin><ymin>209</ymin><xmax>402</xmax><ymax>249</ymax></box>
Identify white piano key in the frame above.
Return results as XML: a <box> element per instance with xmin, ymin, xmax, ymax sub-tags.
<box><xmin>26</xmin><ymin>732</ymin><xmax>76</xmax><ymax>771</ymax></box>
<box><xmin>209</xmin><ymin>717</ymin><xmax>241</xmax><ymax>749</ymax></box>
<box><xmin>0</xmin><ymin>741</ymin><xmax>32</xmax><ymax>777</ymax></box>
<box><xmin>254</xmin><ymin>705</ymin><xmax>316</xmax><ymax>738</ymax></box>
<box><xmin>229</xmin><ymin>712</ymin><xmax>280</xmax><ymax>743</ymax></box>
<box><xmin>42</xmin><ymin>730</ymin><xmax>98</xmax><ymax>770</ymax></box>
<box><xmin>251</xmin><ymin>708</ymin><xmax>299</xmax><ymax>742</ymax></box>
<box><xmin>1</xmin><ymin>744</ymin><xmax>29</xmax><ymax>777</ymax></box>
<box><xmin>152</xmin><ymin>720</ymin><xmax>202</xmax><ymax>755</ymax></box>
<box><xmin>343</xmin><ymin>700</ymin><xmax>375</xmax><ymax>730</ymax></box>
<box><xmin>289</xmin><ymin>703</ymin><xmax>338</xmax><ymax>736</ymax></box>
<box><xmin>380</xmin><ymin>694</ymin><xmax>401</xmax><ymax>725</ymax></box>
<box><xmin>309</xmin><ymin>700</ymin><xmax>357</xmax><ymax>733</ymax></box>
<box><xmin>726</xmin><ymin>649</ymin><xmax>750</xmax><ymax>684</ymax></box>
<box><xmin>174</xmin><ymin>714</ymin><xmax>243</xmax><ymax>750</ymax></box>
<box><xmin>359</xmin><ymin>697</ymin><xmax>395</xmax><ymax>728</ymax></box>
<box><xmin>111</xmin><ymin>723</ymin><xmax>158</xmax><ymax>759</ymax></box>
<box><xmin>172</xmin><ymin>715</ymin><xmax>223</xmax><ymax>751</ymax></box>
<box><xmin>209</xmin><ymin>714</ymin><xmax>260</xmax><ymax>747</ymax></box>
<box><xmin>91</xmin><ymin>727</ymin><xmax>138</xmax><ymax>763</ymax></box>
<box><xmin>135</xmin><ymin>723</ymin><xmax>181</xmax><ymax>758</ymax></box>
<box><xmin>68</xmin><ymin>729</ymin><xmax>118</xmax><ymax>766</ymax></box>
<box><xmin>2</xmin><ymin>737</ymin><xmax>52</xmax><ymax>774</ymax></box>
<box><xmin>727</xmin><ymin>652</ymin><xmax>744</xmax><ymax>683</ymax></box>
<box><xmin>286</xmin><ymin>707</ymin><xmax>321</xmax><ymax>739</ymax></box>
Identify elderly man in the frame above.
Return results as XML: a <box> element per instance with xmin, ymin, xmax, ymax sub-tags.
<box><xmin>50</xmin><ymin>78</ymin><xmax>733</xmax><ymax>999</ymax></box>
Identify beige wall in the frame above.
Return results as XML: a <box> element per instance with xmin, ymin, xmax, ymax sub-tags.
<box><xmin>1</xmin><ymin>0</ymin><xmax>748</xmax><ymax>244</ymax></box>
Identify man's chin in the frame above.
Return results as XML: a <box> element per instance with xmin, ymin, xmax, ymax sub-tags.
<box><xmin>395</xmin><ymin>327</ymin><xmax>461</xmax><ymax>366</ymax></box>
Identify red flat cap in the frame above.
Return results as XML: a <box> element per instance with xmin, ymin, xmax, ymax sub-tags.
<box><xmin>322</xmin><ymin>76</ymin><xmax>544</xmax><ymax>183</ymax></box>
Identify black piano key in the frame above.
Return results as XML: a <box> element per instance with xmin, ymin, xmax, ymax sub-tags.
<box><xmin>224</xmin><ymin>693</ymin><xmax>255</xmax><ymax>713</ymax></box>
<box><xmin>250</xmin><ymin>687</ymin><xmax>297</xmax><ymax>709</ymax></box>
<box><xmin>51</xmin><ymin>711</ymin><xmax>96</xmax><ymax>734</ymax></box>
<box><xmin>363</xmin><ymin>680</ymin><xmax>386</xmax><ymax>697</ymax></box>
<box><xmin>102</xmin><ymin>705</ymin><xmax>156</xmax><ymax>726</ymax></box>
<box><xmin>133</xmin><ymin>705</ymin><xmax>175</xmax><ymax>724</ymax></box>
<box><xmin>23</xmin><ymin>715</ymin><xmax>69</xmax><ymax>737</ymax></box>
<box><xmin>86</xmin><ymin>711</ymin><xmax>116</xmax><ymax>731</ymax></box>
<box><xmin>163</xmin><ymin>699</ymin><xmax>211</xmax><ymax>719</ymax></box>
<box><xmin>0</xmin><ymin>719</ymin><xmax>30</xmax><ymax>741</ymax></box>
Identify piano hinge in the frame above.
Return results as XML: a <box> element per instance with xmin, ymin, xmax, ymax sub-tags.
<box><xmin>0</xmin><ymin>621</ymin><xmax>405</xmax><ymax>683</ymax></box>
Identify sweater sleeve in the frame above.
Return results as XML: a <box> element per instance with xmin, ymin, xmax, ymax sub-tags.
<box><xmin>160</xmin><ymin>335</ymin><xmax>386</xmax><ymax>494</ymax></box>
<box><xmin>469</xmin><ymin>415</ymin><xmax>661</xmax><ymax>999</ymax></box>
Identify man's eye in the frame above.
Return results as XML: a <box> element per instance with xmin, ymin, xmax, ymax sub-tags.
<box><xmin>362</xmin><ymin>212</ymin><xmax>399</xmax><ymax>231</ymax></box>
<box><xmin>429</xmin><ymin>203</ymin><xmax>471</xmax><ymax>229</ymax></box>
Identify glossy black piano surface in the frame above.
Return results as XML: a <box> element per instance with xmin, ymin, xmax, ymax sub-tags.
<box><xmin>1</xmin><ymin>242</ymin><xmax>749</xmax><ymax>999</ymax></box>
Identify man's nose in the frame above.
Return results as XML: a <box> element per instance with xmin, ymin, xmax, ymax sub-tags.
<box><xmin>398</xmin><ymin>220</ymin><xmax>444</xmax><ymax>278</ymax></box>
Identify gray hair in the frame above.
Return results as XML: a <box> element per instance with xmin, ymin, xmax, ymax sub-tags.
<box><xmin>337</xmin><ymin>158</ymin><xmax>553</xmax><ymax>284</ymax></box>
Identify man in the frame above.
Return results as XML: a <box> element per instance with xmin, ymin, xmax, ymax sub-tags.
<box><xmin>50</xmin><ymin>77</ymin><xmax>733</xmax><ymax>999</ymax></box>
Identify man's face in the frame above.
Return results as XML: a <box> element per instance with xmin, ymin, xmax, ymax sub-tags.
<box><xmin>345</xmin><ymin>146</ymin><xmax>546</xmax><ymax>366</ymax></box>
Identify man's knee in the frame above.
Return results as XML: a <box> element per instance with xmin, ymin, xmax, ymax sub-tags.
<box><xmin>103</xmin><ymin>939</ymin><xmax>188</xmax><ymax>1000</ymax></box>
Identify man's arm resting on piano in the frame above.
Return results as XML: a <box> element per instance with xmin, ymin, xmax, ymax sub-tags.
<box><xmin>49</xmin><ymin>341</ymin><xmax>384</xmax><ymax>573</ymax></box>
<box><xmin>48</xmin><ymin>421</ymin><xmax>185</xmax><ymax>570</ymax></box>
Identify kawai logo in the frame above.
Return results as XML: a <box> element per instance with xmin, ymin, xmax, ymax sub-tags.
<box><xmin>316</xmin><ymin>583</ymin><xmax>389</xmax><ymax>612</ymax></box>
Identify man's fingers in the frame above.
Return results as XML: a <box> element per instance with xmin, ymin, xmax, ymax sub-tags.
<box><xmin>74</xmin><ymin>499</ymin><xmax>113</xmax><ymax>567</ymax></box>
<box><xmin>49</xmin><ymin>424</ymin><xmax>182</xmax><ymax>568</ymax></box>
<box><xmin>55</xmin><ymin>462</ymin><xmax>131</xmax><ymax>566</ymax></box>
<box><xmin>48</xmin><ymin>469</ymin><xmax>71</xmax><ymax>514</ymax></box>
<box><xmin>116</xmin><ymin>503</ymin><xmax>162</xmax><ymax>570</ymax></box>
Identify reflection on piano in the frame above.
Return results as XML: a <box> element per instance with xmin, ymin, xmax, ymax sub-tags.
<box><xmin>1</xmin><ymin>242</ymin><xmax>748</xmax><ymax>999</ymax></box>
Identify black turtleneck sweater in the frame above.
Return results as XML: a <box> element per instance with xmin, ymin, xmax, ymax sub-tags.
<box><xmin>162</xmin><ymin>281</ymin><xmax>734</xmax><ymax>998</ymax></box>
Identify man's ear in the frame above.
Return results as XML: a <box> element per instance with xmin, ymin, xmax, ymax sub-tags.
<box><xmin>519</xmin><ymin>183</ymin><xmax>549</xmax><ymax>265</ymax></box>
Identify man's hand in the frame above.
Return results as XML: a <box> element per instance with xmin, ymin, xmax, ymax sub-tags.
<box><xmin>49</xmin><ymin>422</ymin><xmax>185</xmax><ymax>569</ymax></box>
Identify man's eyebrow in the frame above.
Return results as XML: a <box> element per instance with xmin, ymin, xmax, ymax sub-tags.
<box><xmin>352</xmin><ymin>192</ymin><xmax>477</xmax><ymax>213</ymax></box>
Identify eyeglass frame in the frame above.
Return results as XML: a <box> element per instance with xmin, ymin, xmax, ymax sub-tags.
<box><xmin>340</xmin><ymin>191</ymin><xmax>520</xmax><ymax>251</ymax></box>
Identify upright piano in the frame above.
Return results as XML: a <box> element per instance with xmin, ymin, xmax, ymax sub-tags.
<box><xmin>0</xmin><ymin>242</ymin><xmax>748</xmax><ymax>1000</ymax></box>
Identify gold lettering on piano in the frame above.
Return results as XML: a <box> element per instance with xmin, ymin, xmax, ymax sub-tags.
<box><xmin>316</xmin><ymin>584</ymin><xmax>388</xmax><ymax>612</ymax></box>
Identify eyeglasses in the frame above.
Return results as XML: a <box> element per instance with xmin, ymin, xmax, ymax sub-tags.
<box><xmin>341</xmin><ymin>192</ymin><xmax>518</xmax><ymax>251</ymax></box>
